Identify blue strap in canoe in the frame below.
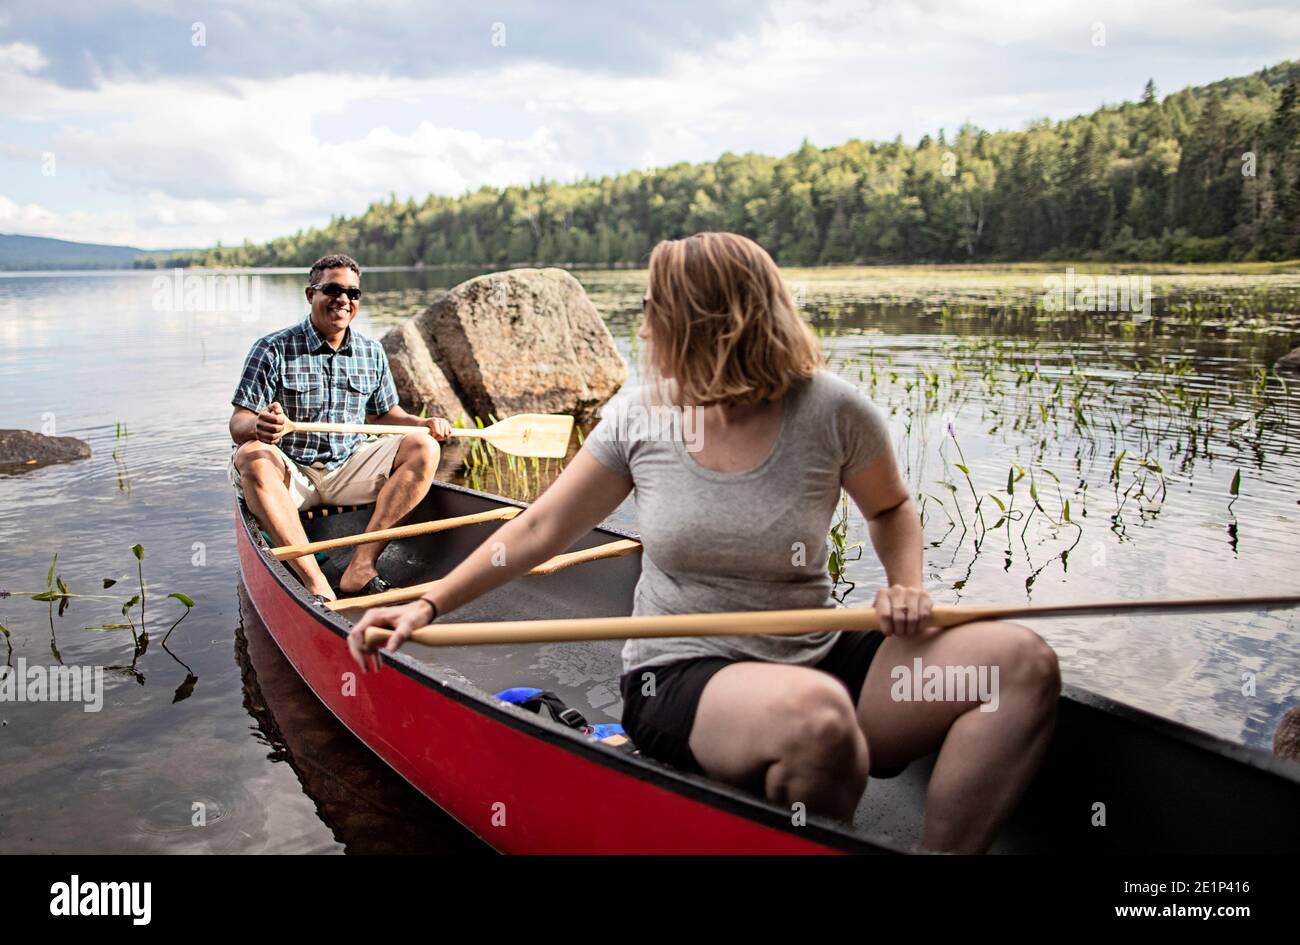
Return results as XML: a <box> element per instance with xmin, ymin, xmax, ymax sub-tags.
<box><xmin>493</xmin><ymin>687</ymin><xmax>628</xmax><ymax>744</ymax></box>
<box><xmin>495</xmin><ymin>687</ymin><xmax>545</xmax><ymax>705</ymax></box>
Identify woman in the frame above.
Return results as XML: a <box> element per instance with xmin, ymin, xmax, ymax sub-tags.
<box><xmin>348</xmin><ymin>232</ymin><xmax>1060</xmax><ymax>853</ymax></box>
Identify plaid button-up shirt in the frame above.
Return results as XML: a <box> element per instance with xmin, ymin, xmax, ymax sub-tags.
<box><xmin>232</xmin><ymin>316</ymin><xmax>399</xmax><ymax>469</ymax></box>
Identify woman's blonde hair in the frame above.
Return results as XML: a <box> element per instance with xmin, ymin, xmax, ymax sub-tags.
<box><xmin>642</xmin><ymin>232</ymin><xmax>821</xmax><ymax>407</ymax></box>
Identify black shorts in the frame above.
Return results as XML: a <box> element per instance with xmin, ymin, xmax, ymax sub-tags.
<box><xmin>618</xmin><ymin>630</ymin><xmax>887</xmax><ymax>776</ymax></box>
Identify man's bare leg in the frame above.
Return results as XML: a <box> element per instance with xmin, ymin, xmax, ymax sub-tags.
<box><xmin>338</xmin><ymin>435</ymin><xmax>440</xmax><ymax>594</ymax></box>
<box><xmin>235</xmin><ymin>442</ymin><xmax>334</xmax><ymax>600</ymax></box>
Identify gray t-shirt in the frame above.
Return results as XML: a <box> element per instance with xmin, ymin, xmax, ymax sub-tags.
<box><xmin>583</xmin><ymin>368</ymin><xmax>892</xmax><ymax>674</ymax></box>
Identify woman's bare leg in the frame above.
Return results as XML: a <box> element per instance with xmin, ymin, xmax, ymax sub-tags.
<box><xmin>856</xmin><ymin>621</ymin><xmax>1060</xmax><ymax>853</ymax></box>
<box><xmin>689</xmin><ymin>662</ymin><xmax>870</xmax><ymax>821</ymax></box>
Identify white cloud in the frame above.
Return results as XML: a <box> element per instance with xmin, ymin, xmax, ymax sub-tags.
<box><xmin>0</xmin><ymin>194</ymin><xmax>58</xmax><ymax>228</ymax></box>
<box><xmin>0</xmin><ymin>192</ymin><xmax>147</xmax><ymax>246</ymax></box>
<box><xmin>3</xmin><ymin>0</ymin><xmax>1300</xmax><ymax>248</ymax></box>
<box><xmin>2</xmin><ymin>70</ymin><xmax>583</xmax><ymax>247</ymax></box>
<box><xmin>0</xmin><ymin>41</ymin><xmax>47</xmax><ymax>73</ymax></box>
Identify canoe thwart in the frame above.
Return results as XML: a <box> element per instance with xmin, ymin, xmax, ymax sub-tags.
<box><xmin>272</xmin><ymin>506</ymin><xmax>522</xmax><ymax>561</ymax></box>
<box><xmin>327</xmin><ymin>538</ymin><xmax>643</xmax><ymax>611</ymax></box>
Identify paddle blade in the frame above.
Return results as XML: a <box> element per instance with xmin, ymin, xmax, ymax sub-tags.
<box><xmin>478</xmin><ymin>413</ymin><xmax>574</xmax><ymax>458</ymax></box>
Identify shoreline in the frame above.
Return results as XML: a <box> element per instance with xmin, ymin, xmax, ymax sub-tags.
<box><xmin>5</xmin><ymin>258</ymin><xmax>1300</xmax><ymax>278</ymax></box>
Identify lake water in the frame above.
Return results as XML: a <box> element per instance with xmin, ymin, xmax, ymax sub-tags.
<box><xmin>1</xmin><ymin>264</ymin><xmax>1297</xmax><ymax>852</ymax></box>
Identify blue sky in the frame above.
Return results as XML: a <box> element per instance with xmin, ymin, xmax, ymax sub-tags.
<box><xmin>1</xmin><ymin>0</ymin><xmax>1297</xmax><ymax>249</ymax></box>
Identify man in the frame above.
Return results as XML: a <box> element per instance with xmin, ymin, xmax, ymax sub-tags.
<box><xmin>229</xmin><ymin>253</ymin><xmax>451</xmax><ymax>601</ymax></box>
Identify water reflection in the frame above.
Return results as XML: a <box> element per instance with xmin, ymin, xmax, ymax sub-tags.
<box><xmin>235</xmin><ymin>587</ymin><xmax>486</xmax><ymax>855</ymax></box>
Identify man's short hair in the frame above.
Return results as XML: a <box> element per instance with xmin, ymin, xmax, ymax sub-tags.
<box><xmin>308</xmin><ymin>254</ymin><xmax>361</xmax><ymax>285</ymax></box>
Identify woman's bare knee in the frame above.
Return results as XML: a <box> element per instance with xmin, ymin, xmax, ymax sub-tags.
<box><xmin>980</xmin><ymin>621</ymin><xmax>1061</xmax><ymax>708</ymax></box>
<box><xmin>690</xmin><ymin>666</ymin><xmax>868</xmax><ymax>801</ymax></box>
<box><xmin>776</xmin><ymin>681</ymin><xmax>861</xmax><ymax>752</ymax></box>
<box><xmin>759</xmin><ymin>679</ymin><xmax>869</xmax><ymax>816</ymax></box>
<box><xmin>771</xmin><ymin>681</ymin><xmax>868</xmax><ymax>775</ymax></box>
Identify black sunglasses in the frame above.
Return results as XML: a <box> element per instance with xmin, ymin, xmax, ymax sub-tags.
<box><xmin>310</xmin><ymin>282</ymin><xmax>362</xmax><ymax>301</ymax></box>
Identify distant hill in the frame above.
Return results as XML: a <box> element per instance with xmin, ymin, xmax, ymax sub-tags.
<box><xmin>0</xmin><ymin>233</ymin><xmax>152</xmax><ymax>270</ymax></box>
<box><xmin>157</xmin><ymin>58</ymin><xmax>1300</xmax><ymax>268</ymax></box>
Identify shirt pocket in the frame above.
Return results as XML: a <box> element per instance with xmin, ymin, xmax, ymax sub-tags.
<box><xmin>280</xmin><ymin>374</ymin><xmax>324</xmax><ymax>420</ymax></box>
<box><xmin>338</xmin><ymin>370</ymin><xmax>379</xmax><ymax>420</ymax></box>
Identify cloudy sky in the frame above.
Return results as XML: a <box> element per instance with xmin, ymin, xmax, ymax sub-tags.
<box><xmin>1</xmin><ymin>0</ymin><xmax>1297</xmax><ymax>249</ymax></box>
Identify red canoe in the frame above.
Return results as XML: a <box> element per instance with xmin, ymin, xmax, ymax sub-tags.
<box><xmin>236</xmin><ymin>481</ymin><xmax>1300</xmax><ymax>854</ymax></box>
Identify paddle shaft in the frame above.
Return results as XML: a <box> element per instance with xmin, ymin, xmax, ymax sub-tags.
<box><xmin>272</xmin><ymin>506</ymin><xmax>521</xmax><ymax>561</ymax></box>
<box><xmin>280</xmin><ymin>413</ymin><xmax>574</xmax><ymax>459</ymax></box>
<box><xmin>328</xmin><ymin>538</ymin><xmax>643</xmax><ymax>611</ymax></box>
<box><xmin>284</xmin><ymin>420</ymin><xmax>491</xmax><ymax>438</ymax></box>
<box><xmin>362</xmin><ymin>593</ymin><xmax>1300</xmax><ymax>650</ymax></box>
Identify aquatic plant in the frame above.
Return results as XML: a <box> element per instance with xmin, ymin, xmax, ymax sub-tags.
<box><xmin>828</xmin><ymin>490</ymin><xmax>864</xmax><ymax>601</ymax></box>
<box><xmin>0</xmin><ymin>546</ymin><xmax>198</xmax><ymax>698</ymax></box>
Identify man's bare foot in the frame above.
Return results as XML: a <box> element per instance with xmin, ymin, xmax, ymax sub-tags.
<box><xmin>338</xmin><ymin>558</ymin><xmax>379</xmax><ymax>595</ymax></box>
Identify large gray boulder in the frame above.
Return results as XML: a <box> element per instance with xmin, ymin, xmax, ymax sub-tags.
<box><xmin>1276</xmin><ymin>347</ymin><xmax>1300</xmax><ymax>372</ymax></box>
<box><xmin>381</xmin><ymin>319</ymin><xmax>469</xmax><ymax>424</ymax></box>
<box><xmin>0</xmin><ymin>429</ymin><xmax>91</xmax><ymax>473</ymax></box>
<box><xmin>383</xmin><ymin>268</ymin><xmax>626</xmax><ymax>424</ymax></box>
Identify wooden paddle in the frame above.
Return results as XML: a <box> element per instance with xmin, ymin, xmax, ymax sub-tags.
<box><xmin>359</xmin><ymin>593</ymin><xmax>1300</xmax><ymax>650</ymax></box>
<box><xmin>328</xmin><ymin>538</ymin><xmax>643</xmax><ymax>611</ymax></box>
<box><xmin>282</xmin><ymin>413</ymin><xmax>575</xmax><ymax>459</ymax></box>
<box><xmin>271</xmin><ymin>507</ymin><xmax>521</xmax><ymax>561</ymax></box>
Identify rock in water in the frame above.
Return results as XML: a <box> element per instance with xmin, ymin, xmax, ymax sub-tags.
<box><xmin>1276</xmin><ymin>347</ymin><xmax>1300</xmax><ymax>371</ymax></box>
<box><xmin>381</xmin><ymin>319</ymin><xmax>469</xmax><ymax>423</ymax></box>
<box><xmin>1276</xmin><ymin>706</ymin><xmax>1300</xmax><ymax>763</ymax></box>
<box><xmin>383</xmin><ymin>268</ymin><xmax>627</xmax><ymax>423</ymax></box>
<box><xmin>0</xmin><ymin>429</ymin><xmax>91</xmax><ymax>473</ymax></box>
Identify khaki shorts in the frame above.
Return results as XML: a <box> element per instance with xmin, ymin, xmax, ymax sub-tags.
<box><xmin>228</xmin><ymin>436</ymin><xmax>416</xmax><ymax>511</ymax></box>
